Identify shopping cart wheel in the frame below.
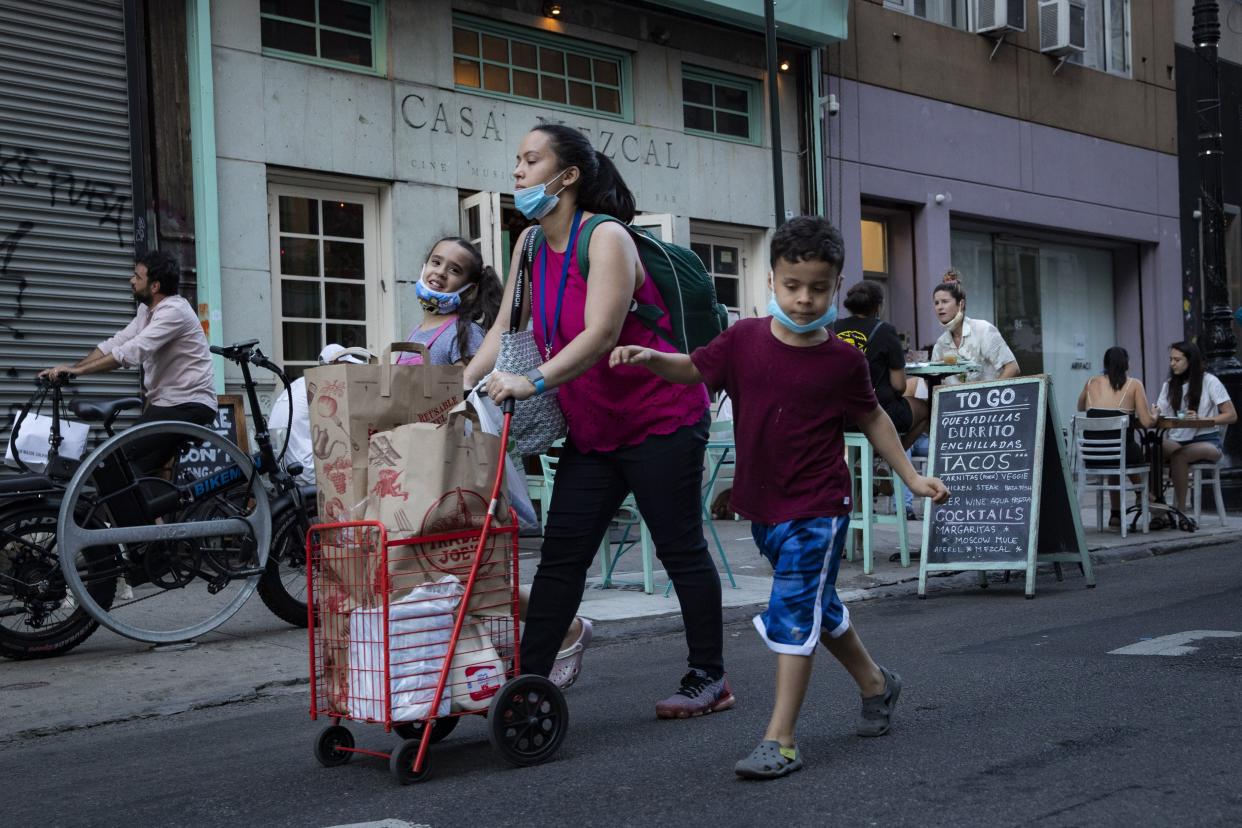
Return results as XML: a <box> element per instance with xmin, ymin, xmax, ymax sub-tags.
<box><xmin>487</xmin><ymin>675</ymin><xmax>568</xmax><ymax>767</ymax></box>
<box><xmin>394</xmin><ymin>717</ymin><xmax>459</xmax><ymax>744</ymax></box>
<box><xmin>314</xmin><ymin>725</ymin><xmax>355</xmax><ymax>768</ymax></box>
<box><xmin>389</xmin><ymin>739</ymin><xmax>433</xmax><ymax>784</ymax></box>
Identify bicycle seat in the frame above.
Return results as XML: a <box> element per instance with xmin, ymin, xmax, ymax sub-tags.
<box><xmin>71</xmin><ymin>396</ymin><xmax>144</xmax><ymax>423</ymax></box>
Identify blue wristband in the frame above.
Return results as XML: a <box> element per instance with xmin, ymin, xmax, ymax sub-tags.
<box><xmin>533</xmin><ymin>377</ymin><xmax>547</xmax><ymax>395</ymax></box>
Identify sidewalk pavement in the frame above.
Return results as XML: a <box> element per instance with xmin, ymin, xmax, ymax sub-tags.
<box><xmin>2</xmin><ymin>503</ymin><xmax>1237</xmax><ymax>743</ymax></box>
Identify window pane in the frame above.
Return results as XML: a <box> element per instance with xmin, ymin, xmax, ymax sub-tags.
<box><xmin>281</xmin><ymin>280</ymin><xmax>320</xmax><ymax>318</ymax></box>
<box><xmin>691</xmin><ymin>242</ymin><xmax>711</xmax><ymax>268</ymax></box>
<box><xmin>279</xmin><ymin>196</ymin><xmax>318</xmax><ymax>234</ymax></box>
<box><xmin>566</xmin><ymin>53</ymin><xmax>591</xmax><ymax>80</ymax></box>
<box><xmin>453</xmin><ymin>27</ymin><xmax>478</xmax><ymax>57</ymax></box>
<box><xmin>285</xmin><ymin>364</ymin><xmax>308</xmax><ymax>381</ymax></box>
<box><xmin>321</xmin><ymin>30</ymin><xmax>371</xmax><ymax>66</ymax></box>
<box><xmin>454</xmin><ymin>58</ymin><xmax>481</xmax><ymax>87</ymax></box>
<box><xmin>1107</xmin><ymin>0</ymin><xmax>1127</xmax><ymax>72</ymax></box>
<box><xmin>541</xmin><ymin>75</ymin><xmax>566</xmax><ymax>103</ymax></box>
<box><xmin>513</xmin><ymin>69</ymin><xmax>538</xmax><ymax>98</ymax></box>
<box><xmin>595</xmin><ymin>87</ymin><xmax>619</xmax><ymax>113</ymax></box>
<box><xmin>716</xmin><ymin>111</ymin><xmax>749</xmax><ymax>138</ymax></box>
<box><xmin>568</xmin><ymin>80</ymin><xmax>593</xmax><ymax>109</ymax></box>
<box><xmin>483</xmin><ymin>63</ymin><xmax>509</xmax><ymax>93</ymax></box>
<box><xmin>712</xmin><ymin>246</ymin><xmax>740</xmax><ymax>276</ymax></box>
<box><xmin>684</xmin><ymin>78</ymin><xmax>713</xmax><ymax>106</ymax></box>
<box><xmin>714</xmin><ymin>277</ymin><xmax>739</xmax><ymax>308</ymax></box>
<box><xmin>539</xmin><ymin>48</ymin><xmax>564</xmax><ymax>75</ymax></box>
<box><xmin>511</xmin><ymin>40</ymin><xmax>537</xmax><ymax>69</ymax></box>
<box><xmin>482</xmin><ymin>34</ymin><xmax>508</xmax><ymax>63</ymax></box>
<box><xmin>280</xmin><ymin>237</ymin><xmax>320</xmax><ymax>277</ymax></box>
<box><xmin>323</xmin><ymin>241</ymin><xmax>364</xmax><ymax>278</ymax></box>
<box><xmin>261</xmin><ymin>0</ymin><xmax>313</xmax><ymax>22</ymax></box>
<box><xmin>861</xmin><ymin>219</ymin><xmax>888</xmax><ymax>273</ymax></box>
<box><xmin>594</xmin><ymin>59</ymin><xmax>618</xmax><ymax>86</ymax></box>
<box><xmin>466</xmin><ymin>205</ymin><xmax>480</xmax><ymax>241</ymax></box>
<box><xmin>325</xmin><ymin>282</ymin><xmax>366</xmax><ymax>320</ymax></box>
<box><xmin>320</xmin><ymin>0</ymin><xmax>371</xmax><ymax>34</ymax></box>
<box><xmin>326</xmin><ymin>323</ymin><xmax>367</xmax><ymax>350</ymax></box>
<box><xmin>683</xmin><ymin>104</ymin><xmax>713</xmax><ymax>132</ymax></box>
<box><xmin>322</xmin><ymin>200</ymin><xmax>363</xmax><ymax>238</ymax></box>
<box><xmin>282</xmin><ymin>321</ymin><xmax>321</xmax><ymax>361</ymax></box>
<box><xmin>715</xmin><ymin>85</ymin><xmax>748</xmax><ymax>113</ymax></box>
<box><xmin>261</xmin><ymin>18</ymin><xmax>316</xmax><ymax>55</ymax></box>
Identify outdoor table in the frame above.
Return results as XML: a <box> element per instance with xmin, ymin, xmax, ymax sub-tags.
<box><xmin>905</xmin><ymin>360</ymin><xmax>981</xmax><ymax>390</ymax></box>
<box><xmin>1139</xmin><ymin>416</ymin><xmax>1216</xmax><ymax>530</ymax></box>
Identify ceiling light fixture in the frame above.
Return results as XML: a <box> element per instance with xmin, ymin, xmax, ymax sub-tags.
<box><xmin>543</xmin><ymin>2</ymin><xmax>563</xmax><ymax>17</ymax></box>
<box><xmin>779</xmin><ymin>59</ymin><xmax>791</xmax><ymax>71</ymax></box>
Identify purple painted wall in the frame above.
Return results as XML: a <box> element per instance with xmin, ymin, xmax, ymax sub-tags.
<box><xmin>827</xmin><ymin>80</ymin><xmax>1182</xmax><ymax>389</ymax></box>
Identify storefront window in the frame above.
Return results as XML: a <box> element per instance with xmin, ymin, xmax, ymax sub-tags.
<box><xmin>260</xmin><ymin>0</ymin><xmax>383</xmax><ymax>73</ymax></box>
<box><xmin>682</xmin><ymin>66</ymin><xmax>761</xmax><ymax>145</ymax></box>
<box><xmin>692</xmin><ymin>236</ymin><xmax>744</xmax><ymax>324</ymax></box>
<box><xmin>452</xmin><ymin>15</ymin><xmax>630</xmax><ymax>120</ymax></box>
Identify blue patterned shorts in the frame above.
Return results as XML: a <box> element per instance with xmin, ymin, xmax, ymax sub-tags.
<box><xmin>751</xmin><ymin>516</ymin><xmax>851</xmax><ymax>656</ymax></box>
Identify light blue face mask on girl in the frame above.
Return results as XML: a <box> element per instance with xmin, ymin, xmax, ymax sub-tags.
<box><xmin>415</xmin><ymin>275</ymin><xmax>472</xmax><ymax>315</ymax></box>
<box><xmin>767</xmin><ymin>294</ymin><xmax>838</xmax><ymax>334</ymax></box>
<box><xmin>514</xmin><ymin>169</ymin><xmax>570</xmax><ymax>220</ymax></box>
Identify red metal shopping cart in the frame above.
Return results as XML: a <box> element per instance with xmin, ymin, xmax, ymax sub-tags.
<box><xmin>306</xmin><ymin>404</ymin><xmax>567</xmax><ymax>784</ymax></box>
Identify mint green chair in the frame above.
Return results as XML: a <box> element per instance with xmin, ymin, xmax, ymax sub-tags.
<box><xmin>842</xmin><ymin>432</ymin><xmax>909</xmax><ymax>574</ymax></box>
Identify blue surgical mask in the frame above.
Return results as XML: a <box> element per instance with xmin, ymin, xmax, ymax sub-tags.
<box><xmin>415</xmin><ymin>273</ymin><xmax>472</xmax><ymax>314</ymax></box>
<box><xmin>767</xmin><ymin>294</ymin><xmax>838</xmax><ymax>334</ymax></box>
<box><xmin>514</xmin><ymin>169</ymin><xmax>570</xmax><ymax>220</ymax></box>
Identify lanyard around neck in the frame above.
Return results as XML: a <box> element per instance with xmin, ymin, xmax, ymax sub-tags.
<box><xmin>538</xmin><ymin>208</ymin><xmax>583</xmax><ymax>361</ymax></box>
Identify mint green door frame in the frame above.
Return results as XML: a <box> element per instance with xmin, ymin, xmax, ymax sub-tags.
<box><xmin>186</xmin><ymin>0</ymin><xmax>224</xmax><ymax>393</ymax></box>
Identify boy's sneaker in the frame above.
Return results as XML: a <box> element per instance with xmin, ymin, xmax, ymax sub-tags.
<box><xmin>857</xmin><ymin>665</ymin><xmax>902</xmax><ymax>737</ymax></box>
<box><xmin>655</xmin><ymin>668</ymin><xmax>735</xmax><ymax>719</ymax></box>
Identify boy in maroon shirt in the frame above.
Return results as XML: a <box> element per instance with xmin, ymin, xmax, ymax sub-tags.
<box><xmin>611</xmin><ymin>216</ymin><xmax>949</xmax><ymax>778</ymax></box>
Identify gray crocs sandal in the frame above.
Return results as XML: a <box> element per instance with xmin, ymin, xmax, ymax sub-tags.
<box><xmin>858</xmin><ymin>665</ymin><xmax>902</xmax><ymax>737</ymax></box>
<box><xmin>734</xmin><ymin>740</ymin><xmax>803</xmax><ymax>780</ymax></box>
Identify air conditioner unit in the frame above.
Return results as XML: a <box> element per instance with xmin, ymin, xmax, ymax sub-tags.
<box><xmin>974</xmin><ymin>0</ymin><xmax>1026</xmax><ymax>35</ymax></box>
<box><xmin>1039</xmin><ymin>0</ymin><xmax>1087</xmax><ymax>56</ymax></box>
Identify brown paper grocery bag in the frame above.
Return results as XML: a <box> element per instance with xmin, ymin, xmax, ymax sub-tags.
<box><xmin>365</xmin><ymin>403</ymin><xmax>512</xmax><ymax>616</ymax></box>
<box><xmin>305</xmin><ymin>343</ymin><xmax>463</xmax><ymax>524</ymax></box>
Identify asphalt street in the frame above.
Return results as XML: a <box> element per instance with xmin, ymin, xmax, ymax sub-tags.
<box><xmin>3</xmin><ymin>542</ymin><xmax>1240</xmax><ymax>828</ymax></box>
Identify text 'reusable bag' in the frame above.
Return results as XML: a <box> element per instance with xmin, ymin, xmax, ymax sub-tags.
<box><xmin>365</xmin><ymin>401</ymin><xmax>512</xmax><ymax>616</ymax></box>
<box><xmin>305</xmin><ymin>342</ymin><xmax>462</xmax><ymax>523</ymax></box>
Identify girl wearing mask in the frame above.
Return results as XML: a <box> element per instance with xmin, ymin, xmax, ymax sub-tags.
<box><xmin>930</xmin><ymin>271</ymin><xmax>1020</xmax><ymax>385</ymax></box>
<box><xmin>465</xmin><ymin>124</ymin><xmax>729</xmax><ymax>719</ymax></box>
<box><xmin>397</xmin><ymin>237</ymin><xmax>502</xmax><ymax>366</ymax></box>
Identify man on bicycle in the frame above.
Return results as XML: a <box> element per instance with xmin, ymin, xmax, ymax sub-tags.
<box><xmin>41</xmin><ymin>250</ymin><xmax>217</xmax><ymax>472</ymax></box>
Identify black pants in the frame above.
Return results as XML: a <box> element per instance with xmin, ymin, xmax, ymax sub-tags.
<box><xmin>520</xmin><ymin>416</ymin><xmax>724</xmax><ymax>678</ymax></box>
<box><xmin>130</xmin><ymin>402</ymin><xmax>218</xmax><ymax>473</ymax></box>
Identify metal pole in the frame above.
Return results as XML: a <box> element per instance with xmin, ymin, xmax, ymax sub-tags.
<box><xmin>1192</xmin><ymin>0</ymin><xmax>1242</xmax><ymax>377</ymax></box>
<box><xmin>764</xmin><ymin>0</ymin><xmax>786</xmax><ymax>227</ymax></box>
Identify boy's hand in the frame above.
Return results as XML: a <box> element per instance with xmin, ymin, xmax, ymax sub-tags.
<box><xmin>909</xmin><ymin>475</ymin><xmax>950</xmax><ymax>504</ymax></box>
<box><xmin>609</xmin><ymin>345</ymin><xmax>655</xmax><ymax>368</ymax></box>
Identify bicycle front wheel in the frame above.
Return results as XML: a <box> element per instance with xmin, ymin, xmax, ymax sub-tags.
<box><xmin>56</xmin><ymin>421</ymin><xmax>272</xmax><ymax>644</ymax></box>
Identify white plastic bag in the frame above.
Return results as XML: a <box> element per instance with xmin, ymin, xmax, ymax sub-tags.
<box><xmin>348</xmin><ymin>575</ymin><xmax>463</xmax><ymax>722</ymax></box>
<box><xmin>4</xmin><ymin>413</ymin><xmax>89</xmax><ymax>471</ymax></box>
<box><xmin>467</xmin><ymin>383</ymin><xmax>538</xmax><ymax>530</ymax></box>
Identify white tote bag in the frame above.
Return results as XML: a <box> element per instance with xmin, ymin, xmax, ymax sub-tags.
<box><xmin>4</xmin><ymin>413</ymin><xmax>89</xmax><ymax>472</ymax></box>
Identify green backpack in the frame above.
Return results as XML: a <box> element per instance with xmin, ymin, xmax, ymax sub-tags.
<box><xmin>532</xmin><ymin>215</ymin><xmax>728</xmax><ymax>353</ymax></box>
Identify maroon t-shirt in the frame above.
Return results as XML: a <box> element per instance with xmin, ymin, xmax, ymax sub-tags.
<box><xmin>691</xmin><ymin>317</ymin><xmax>878</xmax><ymax>524</ymax></box>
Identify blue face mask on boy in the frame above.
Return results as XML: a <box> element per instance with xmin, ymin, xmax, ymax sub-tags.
<box><xmin>415</xmin><ymin>272</ymin><xmax>472</xmax><ymax>315</ymax></box>
<box><xmin>767</xmin><ymin>294</ymin><xmax>838</xmax><ymax>334</ymax></box>
<box><xmin>514</xmin><ymin>169</ymin><xmax>570</xmax><ymax>220</ymax></box>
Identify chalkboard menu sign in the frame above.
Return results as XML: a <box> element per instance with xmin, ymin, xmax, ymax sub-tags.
<box><xmin>175</xmin><ymin>395</ymin><xmax>249</xmax><ymax>482</ymax></box>
<box><xmin>918</xmin><ymin>376</ymin><xmax>1092</xmax><ymax>598</ymax></box>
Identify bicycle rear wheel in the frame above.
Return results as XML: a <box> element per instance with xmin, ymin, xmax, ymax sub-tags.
<box><xmin>56</xmin><ymin>422</ymin><xmax>271</xmax><ymax>644</ymax></box>
<box><xmin>256</xmin><ymin>496</ymin><xmax>316</xmax><ymax>627</ymax></box>
<box><xmin>0</xmin><ymin>502</ymin><xmax>116</xmax><ymax>659</ymax></box>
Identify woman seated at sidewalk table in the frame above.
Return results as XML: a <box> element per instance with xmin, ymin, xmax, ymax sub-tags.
<box><xmin>930</xmin><ymin>271</ymin><xmax>1020</xmax><ymax>386</ymax></box>
<box><xmin>833</xmin><ymin>281</ymin><xmax>929</xmax><ymax>443</ymax></box>
<box><xmin>1075</xmin><ymin>346</ymin><xmax>1156</xmax><ymax>528</ymax></box>
<box><xmin>1154</xmin><ymin>341</ymin><xmax>1236</xmax><ymax>525</ymax></box>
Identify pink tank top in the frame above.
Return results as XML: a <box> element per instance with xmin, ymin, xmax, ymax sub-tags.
<box><xmin>533</xmin><ymin>228</ymin><xmax>708</xmax><ymax>453</ymax></box>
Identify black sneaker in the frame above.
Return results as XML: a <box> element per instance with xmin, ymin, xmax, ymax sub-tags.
<box><xmin>655</xmin><ymin>668</ymin><xmax>736</xmax><ymax>719</ymax></box>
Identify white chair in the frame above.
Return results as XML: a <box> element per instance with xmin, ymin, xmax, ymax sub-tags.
<box><xmin>1071</xmin><ymin>414</ymin><xmax>1149</xmax><ymax>538</ymax></box>
<box><xmin>1190</xmin><ymin>424</ymin><xmax>1229</xmax><ymax>527</ymax></box>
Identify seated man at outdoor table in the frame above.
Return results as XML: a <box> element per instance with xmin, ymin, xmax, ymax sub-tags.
<box><xmin>931</xmin><ymin>271</ymin><xmax>1019</xmax><ymax>385</ymax></box>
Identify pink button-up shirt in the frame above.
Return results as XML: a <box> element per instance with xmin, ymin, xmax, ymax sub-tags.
<box><xmin>98</xmin><ymin>296</ymin><xmax>217</xmax><ymax>410</ymax></box>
